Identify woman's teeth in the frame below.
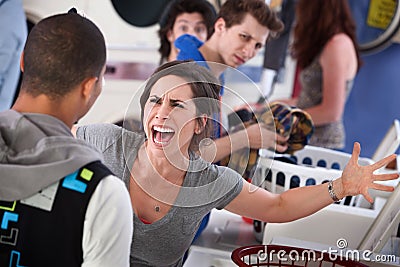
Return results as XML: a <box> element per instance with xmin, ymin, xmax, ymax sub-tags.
<box><xmin>153</xmin><ymin>126</ymin><xmax>175</xmax><ymax>144</ymax></box>
<box><xmin>153</xmin><ymin>125</ymin><xmax>174</xmax><ymax>133</ymax></box>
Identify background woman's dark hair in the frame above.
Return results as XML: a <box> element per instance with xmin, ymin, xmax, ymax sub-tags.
<box><xmin>140</xmin><ymin>60</ymin><xmax>220</xmax><ymax>151</ymax></box>
<box><xmin>158</xmin><ymin>0</ymin><xmax>217</xmax><ymax>65</ymax></box>
<box><xmin>292</xmin><ymin>0</ymin><xmax>362</xmax><ymax>70</ymax></box>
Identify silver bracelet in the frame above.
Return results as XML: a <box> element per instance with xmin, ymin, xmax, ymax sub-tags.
<box><xmin>328</xmin><ymin>180</ymin><xmax>341</xmax><ymax>202</ymax></box>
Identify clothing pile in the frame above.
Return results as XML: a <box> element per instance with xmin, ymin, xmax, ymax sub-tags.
<box><xmin>221</xmin><ymin>101</ymin><xmax>314</xmax><ymax>180</ymax></box>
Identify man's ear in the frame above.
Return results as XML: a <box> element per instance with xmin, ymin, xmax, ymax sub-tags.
<box><xmin>81</xmin><ymin>77</ymin><xmax>98</xmax><ymax>103</ymax></box>
<box><xmin>214</xmin><ymin>17</ymin><xmax>226</xmax><ymax>34</ymax></box>
<box><xmin>20</xmin><ymin>52</ymin><xmax>24</xmax><ymax>72</ymax></box>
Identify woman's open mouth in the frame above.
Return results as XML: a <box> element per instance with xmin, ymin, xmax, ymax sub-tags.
<box><xmin>152</xmin><ymin>125</ymin><xmax>175</xmax><ymax>145</ymax></box>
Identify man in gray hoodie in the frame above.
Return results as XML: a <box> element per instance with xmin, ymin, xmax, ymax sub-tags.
<box><xmin>0</xmin><ymin>10</ymin><xmax>133</xmax><ymax>267</ymax></box>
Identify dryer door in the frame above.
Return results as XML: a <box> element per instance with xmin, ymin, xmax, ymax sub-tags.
<box><xmin>348</xmin><ymin>0</ymin><xmax>400</xmax><ymax>54</ymax></box>
<box><xmin>111</xmin><ymin>0</ymin><xmax>168</xmax><ymax>27</ymax></box>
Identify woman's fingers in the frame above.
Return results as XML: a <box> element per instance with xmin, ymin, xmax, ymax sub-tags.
<box><xmin>360</xmin><ymin>185</ymin><xmax>373</xmax><ymax>203</ymax></box>
<box><xmin>275</xmin><ymin>143</ymin><xmax>288</xmax><ymax>153</ymax></box>
<box><xmin>369</xmin><ymin>182</ymin><xmax>395</xmax><ymax>192</ymax></box>
<box><xmin>363</xmin><ymin>182</ymin><xmax>395</xmax><ymax>203</ymax></box>
<box><xmin>373</xmin><ymin>172</ymin><xmax>399</xmax><ymax>182</ymax></box>
<box><xmin>342</xmin><ymin>142</ymin><xmax>399</xmax><ymax>202</ymax></box>
<box><xmin>349</xmin><ymin>142</ymin><xmax>361</xmax><ymax>165</ymax></box>
<box><xmin>362</xmin><ymin>191</ymin><xmax>374</xmax><ymax>204</ymax></box>
<box><xmin>370</xmin><ymin>154</ymin><xmax>397</xmax><ymax>171</ymax></box>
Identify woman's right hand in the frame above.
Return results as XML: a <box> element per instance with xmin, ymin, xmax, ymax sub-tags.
<box><xmin>336</xmin><ymin>142</ymin><xmax>399</xmax><ymax>203</ymax></box>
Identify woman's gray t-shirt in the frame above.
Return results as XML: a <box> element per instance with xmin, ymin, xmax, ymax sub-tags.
<box><xmin>76</xmin><ymin>123</ymin><xmax>243</xmax><ymax>267</ymax></box>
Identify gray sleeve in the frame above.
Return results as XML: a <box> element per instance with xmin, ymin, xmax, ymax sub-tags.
<box><xmin>214</xmin><ymin>166</ymin><xmax>244</xmax><ymax>210</ymax></box>
<box><xmin>76</xmin><ymin>124</ymin><xmax>122</xmax><ymax>153</ymax></box>
<box><xmin>76</xmin><ymin>124</ymin><xmax>144</xmax><ymax>185</ymax></box>
<box><xmin>76</xmin><ymin>124</ymin><xmax>125</xmax><ymax>179</ymax></box>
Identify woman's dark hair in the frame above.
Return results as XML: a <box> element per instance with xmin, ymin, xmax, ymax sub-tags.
<box><xmin>158</xmin><ymin>0</ymin><xmax>217</xmax><ymax>65</ymax></box>
<box><xmin>292</xmin><ymin>0</ymin><xmax>362</xmax><ymax>70</ymax></box>
<box><xmin>140</xmin><ymin>60</ymin><xmax>220</xmax><ymax>151</ymax></box>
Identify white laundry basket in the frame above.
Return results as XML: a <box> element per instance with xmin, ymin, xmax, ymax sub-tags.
<box><xmin>252</xmin><ymin>146</ymin><xmax>375</xmax><ymax>242</ymax></box>
<box><xmin>254</xmin><ymin>146</ymin><xmax>374</xmax><ymax>205</ymax></box>
<box><xmin>290</xmin><ymin>145</ymin><xmax>374</xmax><ymax>170</ymax></box>
<box><xmin>252</xmin><ymin>145</ymin><xmax>399</xmax><ymax>248</ymax></box>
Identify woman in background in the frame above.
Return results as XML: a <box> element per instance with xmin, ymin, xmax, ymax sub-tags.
<box><xmin>281</xmin><ymin>0</ymin><xmax>362</xmax><ymax>150</ymax></box>
<box><xmin>157</xmin><ymin>0</ymin><xmax>216</xmax><ymax>64</ymax></box>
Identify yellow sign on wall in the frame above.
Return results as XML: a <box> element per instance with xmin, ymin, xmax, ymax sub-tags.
<box><xmin>367</xmin><ymin>0</ymin><xmax>397</xmax><ymax>29</ymax></box>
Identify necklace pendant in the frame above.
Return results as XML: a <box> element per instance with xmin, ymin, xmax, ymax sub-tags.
<box><xmin>155</xmin><ymin>206</ymin><xmax>160</xmax><ymax>212</ymax></box>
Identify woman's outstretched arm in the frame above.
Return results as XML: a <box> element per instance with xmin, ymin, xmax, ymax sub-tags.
<box><xmin>225</xmin><ymin>142</ymin><xmax>398</xmax><ymax>223</ymax></box>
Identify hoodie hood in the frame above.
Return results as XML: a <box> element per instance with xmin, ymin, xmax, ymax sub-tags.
<box><xmin>0</xmin><ymin>110</ymin><xmax>103</xmax><ymax>201</ymax></box>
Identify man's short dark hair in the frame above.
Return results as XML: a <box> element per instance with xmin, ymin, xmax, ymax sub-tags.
<box><xmin>21</xmin><ymin>12</ymin><xmax>106</xmax><ymax>99</ymax></box>
<box><xmin>219</xmin><ymin>0</ymin><xmax>283</xmax><ymax>36</ymax></box>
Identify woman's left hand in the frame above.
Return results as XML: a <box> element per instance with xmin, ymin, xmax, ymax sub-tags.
<box><xmin>337</xmin><ymin>142</ymin><xmax>399</xmax><ymax>203</ymax></box>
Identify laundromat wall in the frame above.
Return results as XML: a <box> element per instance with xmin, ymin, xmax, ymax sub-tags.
<box><xmin>344</xmin><ymin>0</ymin><xmax>400</xmax><ymax>158</ymax></box>
<box><xmin>344</xmin><ymin>44</ymin><xmax>400</xmax><ymax>157</ymax></box>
